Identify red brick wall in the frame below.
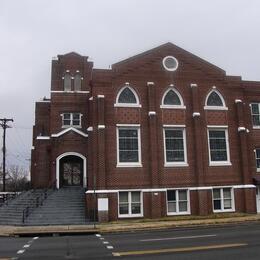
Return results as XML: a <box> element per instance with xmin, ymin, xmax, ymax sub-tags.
<box><xmin>32</xmin><ymin>44</ymin><xmax>260</xmax><ymax>220</ymax></box>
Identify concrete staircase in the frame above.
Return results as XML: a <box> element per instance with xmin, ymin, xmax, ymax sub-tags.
<box><xmin>0</xmin><ymin>189</ymin><xmax>47</xmax><ymax>225</ymax></box>
<box><xmin>24</xmin><ymin>187</ymin><xmax>88</xmax><ymax>225</ymax></box>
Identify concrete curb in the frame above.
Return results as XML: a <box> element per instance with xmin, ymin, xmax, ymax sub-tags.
<box><xmin>1</xmin><ymin>215</ymin><xmax>260</xmax><ymax>237</ymax></box>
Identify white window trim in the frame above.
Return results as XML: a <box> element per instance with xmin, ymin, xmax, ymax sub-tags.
<box><xmin>212</xmin><ymin>187</ymin><xmax>235</xmax><ymax>213</ymax></box>
<box><xmin>160</xmin><ymin>87</ymin><xmax>185</xmax><ymax>109</ymax></box>
<box><xmin>254</xmin><ymin>149</ymin><xmax>260</xmax><ymax>173</ymax></box>
<box><xmin>61</xmin><ymin>113</ymin><xmax>83</xmax><ymax>128</ymax></box>
<box><xmin>163</xmin><ymin>126</ymin><xmax>188</xmax><ymax>167</ymax></box>
<box><xmin>207</xmin><ymin>127</ymin><xmax>231</xmax><ymax>166</ymax></box>
<box><xmin>251</xmin><ymin>103</ymin><xmax>260</xmax><ymax>128</ymax></box>
<box><xmin>118</xmin><ymin>191</ymin><xmax>143</xmax><ymax>218</ymax></box>
<box><xmin>116</xmin><ymin>125</ymin><xmax>142</xmax><ymax>167</ymax></box>
<box><xmin>166</xmin><ymin>189</ymin><xmax>191</xmax><ymax>216</ymax></box>
<box><xmin>162</xmin><ymin>56</ymin><xmax>179</xmax><ymax>71</ymax></box>
<box><xmin>114</xmin><ymin>86</ymin><xmax>141</xmax><ymax>108</ymax></box>
<box><xmin>204</xmin><ymin>89</ymin><xmax>228</xmax><ymax>110</ymax></box>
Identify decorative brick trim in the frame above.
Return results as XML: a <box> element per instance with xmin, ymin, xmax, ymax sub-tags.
<box><xmin>51</xmin><ymin>127</ymin><xmax>88</xmax><ymax>138</ymax></box>
<box><xmin>98</xmin><ymin>125</ymin><xmax>105</xmax><ymax>129</ymax></box>
<box><xmin>193</xmin><ymin>112</ymin><xmax>200</xmax><ymax>117</ymax></box>
<box><xmin>36</xmin><ymin>136</ymin><xmax>50</xmax><ymax>140</ymax></box>
<box><xmin>148</xmin><ymin>111</ymin><xmax>156</xmax><ymax>116</ymax></box>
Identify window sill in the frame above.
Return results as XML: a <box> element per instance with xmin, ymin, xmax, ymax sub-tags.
<box><xmin>160</xmin><ymin>105</ymin><xmax>186</xmax><ymax>109</ymax></box>
<box><xmin>204</xmin><ymin>106</ymin><xmax>228</xmax><ymax>111</ymax></box>
<box><xmin>167</xmin><ymin>211</ymin><xmax>191</xmax><ymax>216</ymax></box>
<box><xmin>117</xmin><ymin>163</ymin><xmax>143</xmax><ymax>168</ymax></box>
<box><xmin>209</xmin><ymin>162</ymin><xmax>232</xmax><ymax>167</ymax></box>
<box><xmin>62</xmin><ymin>125</ymin><xmax>82</xmax><ymax>129</ymax></box>
<box><xmin>213</xmin><ymin>209</ymin><xmax>235</xmax><ymax>213</ymax></box>
<box><xmin>164</xmin><ymin>163</ymin><xmax>189</xmax><ymax>167</ymax></box>
<box><xmin>114</xmin><ymin>103</ymin><xmax>142</xmax><ymax>108</ymax></box>
<box><xmin>257</xmin><ymin>169</ymin><xmax>260</xmax><ymax>173</ymax></box>
<box><xmin>252</xmin><ymin>126</ymin><xmax>260</xmax><ymax>129</ymax></box>
<box><xmin>118</xmin><ymin>214</ymin><xmax>143</xmax><ymax>218</ymax></box>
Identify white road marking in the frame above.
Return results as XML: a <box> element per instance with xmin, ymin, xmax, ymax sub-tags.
<box><xmin>33</xmin><ymin>236</ymin><xmax>39</xmax><ymax>240</ymax></box>
<box><xmin>140</xmin><ymin>234</ymin><xmax>217</xmax><ymax>242</ymax></box>
<box><xmin>17</xmin><ymin>250</ymin><xmax>25</xmax><ymax>254</ymax></box>
<box><xmin>23</xmin><ymin>244</ymin><xmax>30</xmax><ymax>248</ymax></box>
<box><xmin>103</xmin><ymin>241</ymin><xmax>109</xmax><ymax>244</ymax></box>
<box><xmin>107</xmin><ymin>246</ymin><xmax>114</xmax><ymax>249</ymax></box>
<box><xmin>96</xmin><ymin>234</ymin><xmax>101</xmax><ymax>237</ymax></box>
<box><xmin>100</xmin><ymin>237</ymin><xmax>105</xmax><ymax>240</ymax></box>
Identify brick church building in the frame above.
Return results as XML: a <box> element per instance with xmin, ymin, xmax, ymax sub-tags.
<box><xmin>31</xmin><ymin>42</ymin><xmax>260</xmax><ymax>221</ymax></box>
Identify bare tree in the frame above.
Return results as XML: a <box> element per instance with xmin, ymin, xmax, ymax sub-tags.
<box><xmin>6</xmin><ymin>165</ymin><xmax>30</xmax><ymax>191</ymax></box>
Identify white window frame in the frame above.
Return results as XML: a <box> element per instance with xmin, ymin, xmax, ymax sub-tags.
<box><xmin>212</xmin><ymin>187</ymin><xmax>235</xmax><ymax>213</ymax></box>
<box><xmin>118</xmin><ymin>191</ymin><xmax>143</xmax><ymax>218</ymax></box>
<box><xmin>163</xmin><ymin>125</ymin><xmax>188</xmax><ymax>167</ymax></box>
<box><xmin>207</xmin><ymin>126</ymin><xmax>231</xmax><ymax>166</ymax></box>
<box><xmin>160</xmin><ymin>87</ymin><xmax>186</xmax><ymax>109</ymax></box>
<box><xmin>116</xmin><ymin>124</ymin><xmax>142</xmax><ymax>167</ymax></box>
<box><xmin>204</xmin><ymin>89</ymin><xmax>228</xmax><ymax>111</ymax></box>
<box><xmin>114</xmin><ymin>86</ymin><xmax>141</xmax><ymax>108</ymax></box>
<box><xmin>254</xmin><ymin>148</ymin><xmax>260</xmax><ymax>172</ymax></box>
<box><xmin>166</xmin><ymin>189</ymin><xmax>190</xmax><ymax>216</ymax></box>
<box><xmin>162</xmin><ymin>56</ymin><xmax>179</xmax><ymax>71</ymax></box>
<box><xmin>61</xmin><ymin>113</ymin><xmax>82</xmax><ymax>128</ymax></box>
<box><xmin>250</xmin><ymin>103</ymin><xmax>260</xmax><ymax>129</ymax></box>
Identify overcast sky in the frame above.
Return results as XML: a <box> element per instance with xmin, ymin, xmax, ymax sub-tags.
<box><xmin>0</xmin><ymin>0</ymin><xmax>260</xmax><ymax>171</ymax></box>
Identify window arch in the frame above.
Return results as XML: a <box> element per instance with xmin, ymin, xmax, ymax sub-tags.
<box><xmin>64</xmin><ymin>73</ymin><xmax>72</xmax><ymax>91</ymax></box>
<box><xmin>115</xmin><ymin>86</ymin><xmax>141</xmax><ymax>107</ymax></box>
<box><xmin>74</xmin><ymin>74</ymin><xmax>81</xmax><ymax>91</ymax></box>
<box><xmin>161</xmin><ymin>87</ymin><xmax>185</xmax><ymax>108</ymax></box>
<box><xmin>205</xmin><ymin>89</ymin><xmax>227</xmax><ymax>110</ymax></box>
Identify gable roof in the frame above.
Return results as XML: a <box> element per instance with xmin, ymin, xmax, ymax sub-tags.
<box><xmin>112</xmin><ymin>42</ymin><xmax>225</xmax><ymax>75</ymax></box>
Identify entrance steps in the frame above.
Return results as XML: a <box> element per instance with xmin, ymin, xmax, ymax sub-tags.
<box><xmin>0</xmin><ymin>189</ymin><xmax>47</xmax><ymax>225</ymax></box>
<box><xmin>24</xmin><ymin>187</ymin><xmax>88</xmax><ymax>225</ymax></box>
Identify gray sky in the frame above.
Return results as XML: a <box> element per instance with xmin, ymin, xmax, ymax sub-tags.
<box><xmin>0</xmin><ymin>0</ymin><xmax>260</xmax><ymax>171</ymax></box>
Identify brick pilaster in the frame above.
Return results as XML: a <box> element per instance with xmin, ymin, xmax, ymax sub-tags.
<box><xmin>235</xmin><ymin>100</ymin><xmax>251</xmax><ymax>184</ymax></box>
<box><xmin>147</xmin><ymin>82</ymin><xmax>159</xmax><ymax>187</ymax></box>
<box><xmin>97</xmin><ymin>95</ymin><xmax>106</xmax><ymax>189</ymax></box>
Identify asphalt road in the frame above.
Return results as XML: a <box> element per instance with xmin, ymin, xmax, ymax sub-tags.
<box><xmin>1</xmin><ymin>222</ymin><xmax>260</xmax><ymax>259</ymax></box>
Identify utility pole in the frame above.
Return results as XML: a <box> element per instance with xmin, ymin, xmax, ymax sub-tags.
<box><xmin>0</xmin><ymin>118</ymin><xmax>13</xmax><ymax>192</ymax></box>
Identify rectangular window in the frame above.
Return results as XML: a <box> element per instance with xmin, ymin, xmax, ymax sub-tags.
<box><xmin>212</xmin><ymin>188</ymin><xmax>234</xmax><ymax>212</ymax></box>
<box><xmin>255</xmin><ymin>148</ymin><xmax>260</xmax><ymax>172</ymax></box>
<box><xmin>163</xmin><ymin>127</ymin><xmax>187</xmax><ymax>166</ymax></box>
<box><xmin>208</xmin><ymin>128</ymin><xmax>230</xmax><ymax>165</ymax></box>
<box><xmin>62</xmin><ymin>113</ymin><xmax>81</xmax><ymax>128</ymax></box>
<box><xmin>117</xmin><ymin>126</ymin><xmax>141</xmax><ymax>167</ymax></box>
<box><xmin>251</xmin><ymin>103</ymin><xmax>260</xmax><ymax>127</ymax></box>
<box><xmin>167</xmin><ymin>190</ymin><xmax>190</xmax><ymax>215</ymax></box>
<box><xmin>118</xmin><ymin>191</ymin><xmax>142</xmax><ymax>217</ymax></box>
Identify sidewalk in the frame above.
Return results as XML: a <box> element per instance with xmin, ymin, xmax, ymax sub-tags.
<box><xmin>1</xmin><ymin>213</ymin><xmax>260</xmax><ymax>237</ymax></box>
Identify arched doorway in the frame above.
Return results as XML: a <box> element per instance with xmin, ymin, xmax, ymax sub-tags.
<box><xmin>60</xmin><ymin>155</ymin><xmax>83</xmax><ymax>186</ymax></box>
<box><xmin>56</xmin><ymin>152</ymin><xmax>87</xmax><ymax>189</ymax></box>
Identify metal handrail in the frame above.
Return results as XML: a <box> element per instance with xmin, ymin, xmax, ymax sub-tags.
<box><xmin>0</xmin><ymin>192</ymin><xmax>20</xmax><ymax>207</ymax></box>
<box><xmin>22</xmin><ymin>179</ymin><xmax>57</xmax><ymax>223</ymax></box>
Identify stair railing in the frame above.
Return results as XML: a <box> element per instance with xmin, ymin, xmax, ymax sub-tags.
<box><xmin>0</xmin><ymin>192</ymin><xmax>20</xmax><ymax>207</ymax></box>
<box><xmin>22</xmin><ymin>179</ymin><xmax>57</xmax><ymax>223</ymax></box>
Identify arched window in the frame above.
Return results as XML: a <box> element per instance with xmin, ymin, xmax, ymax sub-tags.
<box><xmin>64</xmin><ymin>73</ymin><xmax>72</xmax><ymax>91</ymax></box>
<box><xmin>74</xmin><ymin>74</ymin><xmax>81</xmax><ymax>91</ymax></box>
<box><xmin>115</xmin><ymin>86</ymin><xmax>141</xmax><ymax>107</ymax></box>
<box><xmin>161</xmin><ymin>88</ymin><xmax>185</xmax><ymax>108</ymax></box>
<box><xmin>205</xmin><ymin>89</ymin><xmax>227</xmax><ymax>110</ymax></box>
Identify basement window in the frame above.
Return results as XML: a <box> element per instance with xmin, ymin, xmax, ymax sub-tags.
<box><xmin>212</xmin><ymin>188</ymin><xmax>234</xmax><ymax>212</ymax></box>
<box><xmin>118</xmin><ymin>191</ymin><xmax>143</xmax><ymax>218</ymax></box>
<box><xmin>167</xmin><ymin>189</ymin><xmax>190</xmax><ymax>215</ymax></box>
